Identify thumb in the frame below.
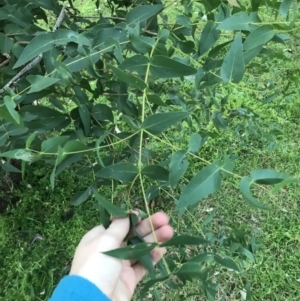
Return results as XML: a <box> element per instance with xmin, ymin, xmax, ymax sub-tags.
<box><xmin>97</xmin><ymin>217</ymin><xmax>130</xmax><ymax>251</ymax></box>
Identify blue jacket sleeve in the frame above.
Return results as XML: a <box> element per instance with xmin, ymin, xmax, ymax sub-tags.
<box><xmin>49</xmin><ymin>275</ymin><xmax>111</xmax><ymax>301</ymax></box>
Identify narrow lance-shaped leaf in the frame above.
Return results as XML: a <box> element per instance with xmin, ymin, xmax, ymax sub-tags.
<box><xmin>174</xmin><ymin>262</ymin><xmax>205</xmax><ymax>281</ymax></box>
<box><xmin>142</xmin><ymin>165</ymin><xmax>169</xmax><ymax>181</ymax></box>
<box><xmin>150</xmin><ymin>56</ymin><xmax>197</xmax><ymax>79</ymax></box>
<box><xmin>94</xmin><ymin>191</ymin><xmax>128</xmax><ymax>217</ymax></box>
<box><xmin>220</xmin><ymin>33</ymin><xmax>245</xmax><ymax>83</ymax></box>
<box><xmin>176</xmin><ymin>161</ymin><xmax>221</xmax><ymax>213</ymax></box>
<box><xmin>3</xmin><ymin>96</ymin><xmax>20</xmax><ymax>125</ymax></box>
<box><xmin>119</xmin><ymin>55</ymin><xmax>149</xmax><ymax>76</ymax></box>
<box><xmin>126</xmin><ymin>4</ymin><xmax>164</xmax><ymax>26</ymax></box>
<box><xmin>108</xmin><ymin>64</ymin><xmax>147</xmax><ymax>91</ymax></box>
<box><xmin>243</xmin><ymin>25</ymin><xmax>275</xmax><ymax>51</ymax></box>
<box><xmin>25</xmin><ymin>131</ymin><xmax>37</xmax><ymax>149</ymax></box>
<box><xmin>217</xmin><ymin>12</ymin><xmax>253</xmax><ymax>31</ymax></box>
<box><xmin>188</xmin><ymin>133</ymin><xmax>202</xmax><ymax>153</ymax></box>
<box><xmin>142</xmin><ymin>111</ymin><xmax>189</xmax><ymax>135</ymax></box>
<box><xmin>250</xmin><ymin>169</ymin><xmax>290</xmax><ymax>185</ymax></box>
<box><xmin>214</xmin><ymin>254</ymin><xmax>240</xmax><ymax>271</ymax></box>
<box><xmin>103</xmin><ymin>242</ymin><xmax>157</xmax><ymax>260</ymax></box>
<box><xmin>96</xmin><ymin>162</ymin><xmax>139</xmax><ymax>182</ymax></box>
<box><xmin>199</xmin><ymin>20</ymin><xmax>220</xmax><ymax>55</ymax></box>
<box><xmin>27</xmin><ymin>75</ymin><xmax>60</xmax><ymax>94</ymax></box>
<box><xmin>239</xmin><ymin>176</ymin><xmax>269</xmax><ymax>210</ymax></box>
<box><xmin>160</xmin><ymin>235</ymin><xmax>209</xmax><ymax>247</ymax></box>
<box><xmin>0</xmin><ymin>33</ymin><xmax>13</xmax><ymax>53</ymax></box>
<box><xmin>169</xmin><ymin>150</ymin><xmax>189</xmax><ymax>187</ymax></box>
<box><xmin>279</xmin><ymin>0</ymin><xmax>293</xmax><ymax>18</ymax></box>
<box><xmin>14</xmin><ymin>33</ymin><xmax>54</xmax><ymax>68</ymax></box>
<box><xmin>0</xmin><ymin>149</ymin><xmax>33</xmax><ymax>162</ymax></box>
<box><xmin>79</xmin><ymin>105</ymin><xmax>91</xmax><ymax>136</ymax></box>
<box><xmin>130</xmin><ymin>35</ymin><xmax>155</xmax><ymax>54</ymax></box>
<box><xmin>71</xmin><ymin>186</ymin><xmax>92</xmax><ymax>206</ymax></box>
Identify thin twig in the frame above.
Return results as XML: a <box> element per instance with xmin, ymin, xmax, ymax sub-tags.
<box><xmin>68</xmin><ymin>14</ymin><xmax>126</xmax><ymax>21</ymax></box>
<box><xmin>53</xmin><ymin>6</ymin><xmax>66</xmax><ymax>31</ymax></box>
<box><xmin>0</xmin><ymin>58</ymin><xmax>10</xmax><ymax>68</ymax></box>
<box><xmin>0</xmin><ymin>6</ymin><xmax>66</xmax><ymax>95</ymax></box>
<box><xmin>143</xmin><ymin>29</ymin><xmax>157</xmax><ymax>36</ymax></box>
<box><xmin>0</xmin><ymin>55</ymin><xmax>42</xmax><ymax>94</ymax></box>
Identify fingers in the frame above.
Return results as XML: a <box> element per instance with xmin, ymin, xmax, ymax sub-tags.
<box><xmin>78</xmin><ymin>225</ymin><xmax>106</xmax><ymax>245</ymax></box>
<box><xmin>97</xmin><ymin>217</ymin><xmax>130</xmax><ymax>251</ymax></box>
<box><xmin>134</xmin><ymin>212</ymin><xmax>170</xmax><ymax>238</ymax></box>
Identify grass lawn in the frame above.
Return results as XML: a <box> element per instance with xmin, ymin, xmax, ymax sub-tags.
<box><xmin>1</xmin><ymin>0</ymin><xmax>300</xmax><ymax>300</ymax></box>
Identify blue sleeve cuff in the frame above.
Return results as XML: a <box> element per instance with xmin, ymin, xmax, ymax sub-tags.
<box><xmin>49</xmin><ymin>275</ymin><xmax>111</xmax><ymax>301</ymax></box>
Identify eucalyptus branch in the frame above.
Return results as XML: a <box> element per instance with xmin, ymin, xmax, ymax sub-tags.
<box><xmin>0</xmin><ymin>58</ymin><xmax>10</xmax><ymax>68</ymax></box>
<box><xmin>0</xmin><ymin>6</ymin><xmax>66</xmax><ymax>95</ymax></box>
<box><xmin>53</xmin><ymin>6</ymin><xmax>66</xmax><ymax>31</ymax></box>
<box><xmin>0</xmin><ymin>55</ymin><xmax>42</xmax><ymax>95</ymax></box>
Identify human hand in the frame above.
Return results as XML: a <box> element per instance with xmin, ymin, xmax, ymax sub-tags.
<box><xmin>69</xmin><ymin>212</ymin><xmax>174</xmax><ymax>301</ymax></box>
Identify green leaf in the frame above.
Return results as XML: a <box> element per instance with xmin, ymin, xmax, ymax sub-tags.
<box><xmin>79</xmin><ymin>105</ymin><xmax>91</xmax><ymax>135</ymax></box>
<box><xmin>214</xmin><ymin>255</ymin><xmax>239</xmax><ymax>271</ymax></box>
<box><xmin>71</xmin><ymin>187</ymin><xmax>92</xmax><ymax>206</ymax></box>
<box><xmin>279</xmin><ymin>0</ymin><xmax>293</xmax><ymax>18</ymax></box>
<box><xmin>41</xmin><ymin>136</ymin><xmax>69</xmax><ymax>154</ymax></box>
<box><xmin>199</xmin><ymin>20</ymin><xmax>220</xmax><ymax>55</ymax></box>
<box><xmin>0</xmin><ymin>149</ymin><xmax>33</xmax><ymax>162</ymax></box>
<box><xmin>53</xmin><ymin>28</ymin><xmax>85</xmax><ymax>46</ymax></box>
<box><xmin>103</xmin><ymin>242</ymin><xmax>157</xmax><ymax>260</ymax></box>
<box><xmin>119</xmin><ymin>55</ymin><xmax>149</xmax><ymax>76</ymax></box>
<box><xmin>140</xmin><ymin>276</ymin><xmax>169</xmax><ymax>298</ymax></box>
<box><xmin>243</xmin><ymin>25</ymin><xmax>275</xmax><ymax>51</ymax></box>
<box><xmin>26</xmin><ymin>75</ymin><xmax>60</xmax><ymax>94</ymax></box>
<box><xmin>14</xmin><ymin>33</ymin><xmax>54</xmax><ymax>68</ymax></box>
<box><xmin>25</xmin><ymin>131</ymin><xmax>37</xmax><ymax>149</ymax></box>
<box><xmin>96</xmin><ymin>132</ymin><xmax>110</xmax><ymax>168</ymax></box>
<box><xmin>130</xmin><ymin>35</ymin><xmax>155</xmax><ymax>54</ymax></box>
<box><xmin>201</xmin><ymin>210</ymin><xmax>216</xmax><ymax>227</ymax></box>
<box><xmin>146</xmin><ymin>94</ymin><xmax>166</xmax><ymax>107</ymax></box>
<box><xmin>243</xmin><ymin>45</ymin><xmax>263</xmax><ymax>65</ymax></box>
<box><xmin>128</xmin><ymin>236</ymin><xmax>155</xmax><ymax>277</ymax></box>
<box><xmin>188</xmin><ymin>133</ymin><xmax>202</xmax><ymax>154</ymax></box>
<box><xmin>150</xmin><ymin>56</ymin><xmax>197</xmax><ymax>78</ymax></box>
<box><xmin>126</xmin><ymin>4</ymin><xmax>164</xmax><ymax>26</ymax></box>
<box><xmin>142</xmin><ymin>112</ymin><xmax>189</xmax><ymax>135</ymax></box>
<box><xmin>108</xmin><ymin>64</ymin><xmax>147</xmax><ymax>91</ymax></box>
<box><xmin>190</xmin><ymin>252</ymin><xmax>214</xmax><ymax>263</ymax></box>
<box><xmin>217</xmin><ymin>12</ymin><xmax>253</xmax><ymax>31</ymax></box>
<box><xmin>142</xmin><ymin>165</ymin><xmax>169</xmax><ymax>181</ymax></box>
<box><xmin>0</xmin><ymin>33</ymin><xmax>13</xmax><ymax>53</ymax></box>
<box><xmin>96</xmin><ymin>162</ymin><xmax>138</xmax><ymax>182</ymax></box>
<box><xmin>50</xmin><ymin>146</ymin><xmax>63</xmax><ymax>190</ymax></box>
<box><xmin>94</xmin><ymin>191</ymin><xmax>128</xmax><ymax>217</ymax></box>
<box><xmin>169</xmin><ymin>150</ymin><xmax>189</xmax><ymax>187</ymax></box>
<box><xmin>250</xmin><ymin>169</ymin><xmax>290</xmax><ymax>185</ymax></box>
<box><xmin>220</xmin><ymin>33</ymin><xmax>245</xmax><ymax>83</ymax></box>
<box><xmin>92</xmin><ymin>104</ymin><xmax>114</xmax><ymax>123</ymax></box>
<box><xmin>1</xmin><ymin>161</ymin><xmax>21</xmax><ymax>173</ymax></box>
<box><xmin>161</xmin><ymin>235</ymin><xmax>209</xmax><ymax>247</ymax></box>
<box><xmin>3</xmin><ymin>96</ymin><xmax>21</xmax><ymax>125</ymax></box>
<box><xmin>176</xmin><ymin>161</ymin><xmax>221</xmax><ymax>212</ymax></box>
<box><xmin>174</xmin><ymin>262</ymin><xmax>205</xmax><ymax>280</ymax></box>
<box><xmin>63</xmin><ymin>140</ymin><xmax>91</xmax><ymax>154</ymax></box>
<box><xmin>239</xmin><ymin>176</ymin><xmax>269</xmax><ymax>210</ymax></box>
<box><xmin>221</xmin><ymin>155</ymin><xmax>234</xmax><ymax>178</ymax></box>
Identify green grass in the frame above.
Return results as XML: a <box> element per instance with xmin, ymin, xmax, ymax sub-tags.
<box><xmin>1</xmin><ymin>1</ymin><xmax>300</xmax><ymax>300</ymax></box>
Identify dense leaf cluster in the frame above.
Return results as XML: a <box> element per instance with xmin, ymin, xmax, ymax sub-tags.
<box><xmin>0</xmin><ymin>0</ymin><xmax>298</xmax><ymax>299</ymax></box>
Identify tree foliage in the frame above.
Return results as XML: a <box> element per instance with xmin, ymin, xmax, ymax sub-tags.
<box><xmin>0</xmin><ymin>0</ymin><xmax>298</xmax><ymax>299</ymax></box>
